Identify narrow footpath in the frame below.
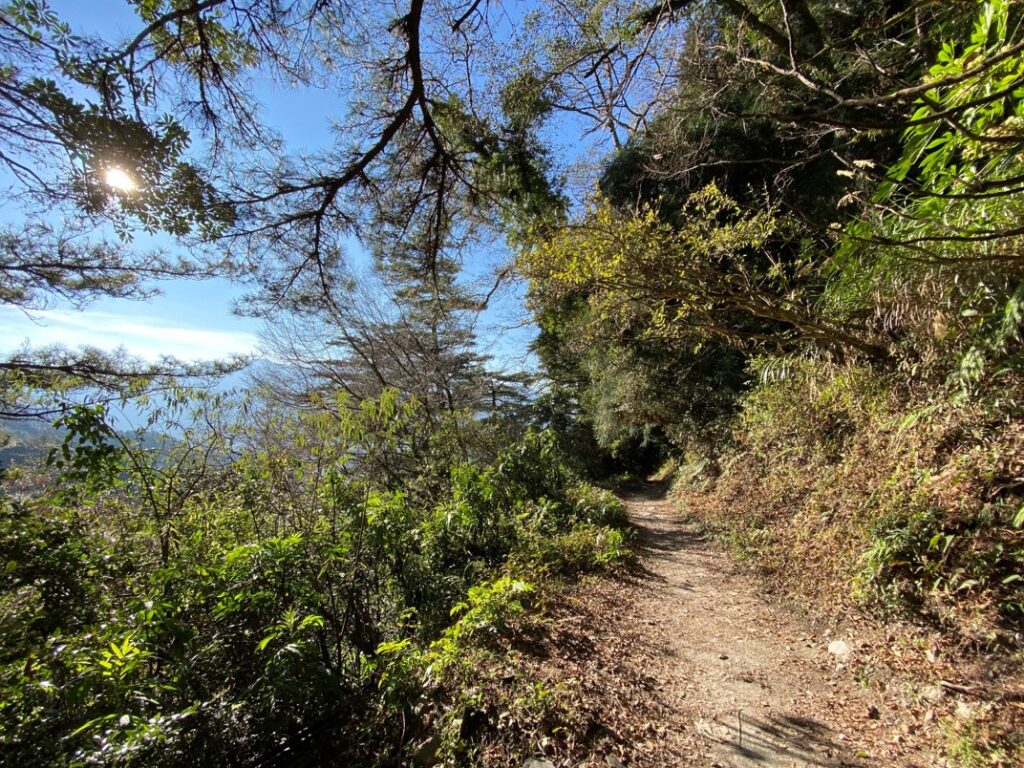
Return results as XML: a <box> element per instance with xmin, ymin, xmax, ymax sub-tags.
<box><xmin>502</xmin><ymin>485</ymin><xmax>937</xmax><ymax>767</ymax></box>
<box><xmin>611</xmin><ymin>487</ymin><xmax>889</xmax><ymax>767</ymax></box>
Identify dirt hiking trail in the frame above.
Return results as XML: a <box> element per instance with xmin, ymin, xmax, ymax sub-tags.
<box><xmin>509</xmin><ymin>484</ymin><xmax>935</xmax><ymax>767</ymax></box>
<box><xmin>618</xmin><ymin>485</ymin><xmax>885</xmax><ymax>767</ymax></box>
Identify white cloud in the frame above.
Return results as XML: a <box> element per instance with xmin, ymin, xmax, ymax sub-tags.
<box><xmin>0</xmin><ymin>306</ymin><xmax>259</xmax><ymax>362</ymax></box>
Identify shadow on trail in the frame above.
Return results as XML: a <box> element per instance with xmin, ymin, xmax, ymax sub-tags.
<box><xmin>705</xmin><ymin>712</ymin><xmax>864</xmax><ymax>767</ymax></box>
<box><xmin>615</xmin><ymin>478</ymin><xmax>671</xmax><ymax>502</ymax></box>
<box><xmin>615</xmin><ymin>481</ymin><xmax>711</xmax><ymax>577</ymax></box>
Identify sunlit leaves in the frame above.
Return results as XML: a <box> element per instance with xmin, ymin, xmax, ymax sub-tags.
<box><xmin>0</xmin><ymin>1</ymin><xmax>234</xmax><ymax>236</ymax></box>
<box><xmin>519</xmin><ymin>183</ymin><xmax>820</xmax><ymax>351</ymax></box>
<box><xmin>830</xmin><ymin>0</ymin><xmax>1024</xmax><ymax>388</ymax></box>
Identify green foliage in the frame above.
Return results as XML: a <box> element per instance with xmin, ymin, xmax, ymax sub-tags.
<box><xmin>826</xmin><ymin>0</ymin><xmax>1024</xmax><ymax>390</ymax></box>
<box><xmin>528</xmin><ymin>522</ymin><xmax>630</xmax><ymax>573</ymax></box>
<box><xmin>857</xmin><ymin>474</ymin><xmax>1024</xmax><ymax>633</ymax></box>
<box><xmin>439</xmin><ymin>576</ymin><xmax>535</xmax><ymax>653</ymax></box>
<box><xmin>564</xmin><ymin>484</ymin><xmax>630</xmax><ymax>529</ymax></box>
<box><xmin>0</xmin><ymin>389</ymin><xmax>631</xmax><ymax>766</ymax></box>
<box><xmin>943</xmin><ymin>704</ymin><xmax>1024</xmax><ymax>768</ymax></box>
<box><xmin>46</xmin><ymin>404</ymin><xmax>125</xmax><ymax>498</ymax></box>
<box><xmin>741</xmin><ymin>359</ymin><xmax>887</xmax><ymax>461</ymax></box>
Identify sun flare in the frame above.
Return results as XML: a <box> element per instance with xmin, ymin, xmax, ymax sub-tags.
<box><xmin>103</xmin><ymin>167</ymin><xmax>137</xmax><ymax>192</ymax></box>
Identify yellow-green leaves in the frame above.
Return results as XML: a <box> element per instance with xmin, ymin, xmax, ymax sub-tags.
<box><xmin>519</xmin><ymin>183</ymin><xmax>782</xmax><ymax>347</ymax></box>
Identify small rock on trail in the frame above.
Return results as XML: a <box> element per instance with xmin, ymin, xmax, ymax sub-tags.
<box><xmin>827</xmin><ymin>640</ymin><xmax>852</xmax><ymax>660</ymax></box>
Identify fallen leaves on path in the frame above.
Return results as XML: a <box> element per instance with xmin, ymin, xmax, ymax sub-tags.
<box><xmin>454</xmin><ymin>485</ymin><xmax>1018</xmax><ymax>767</ymax></box>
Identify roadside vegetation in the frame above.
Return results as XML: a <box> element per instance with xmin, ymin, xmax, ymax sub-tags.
<box><xmin>1</xmin><ymin>397</ymin><xmax>629</xmax><ymax>765</ymax></box>
<box><xmin>1</xmin><ymin>0</ymin><xmax>1023</xmax><ymax>764</ymax></box>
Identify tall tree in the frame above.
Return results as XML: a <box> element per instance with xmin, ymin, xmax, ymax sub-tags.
<box><xmin>256</xmin><ymin>247</ymin><xmax>534</xmax><ymax>465</ymax></box>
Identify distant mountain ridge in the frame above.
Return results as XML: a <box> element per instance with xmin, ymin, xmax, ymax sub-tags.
<box><xmin>0</xmin><ymin>418</ymin><xmax>64</xmax><ymax>470</ymax></box>
<box><xmin>1</xmin><ymin>418</ymin><xmax>171</xmax><ymax>471</ymax></box>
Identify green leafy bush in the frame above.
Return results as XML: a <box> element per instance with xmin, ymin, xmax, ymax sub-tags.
<box><xmin>0</xmin><ymin>396</ymin><xmax>631</xmax><ymax>766</ymax></box>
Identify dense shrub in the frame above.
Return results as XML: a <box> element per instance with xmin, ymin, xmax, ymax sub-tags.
<box><xmin>0</xmin><ymin>396</ymin><xmax>629</xmax><ymax>767</ymax></box>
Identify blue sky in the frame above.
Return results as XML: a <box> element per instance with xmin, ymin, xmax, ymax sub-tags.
<box><xmin>1</xmin><ymin>0</ymin><xmax>542</xmax><ymax>372</ymax></box>
<box><xmin>2</xmin><ymin>0</ymin><xmax>283</xmax><ymax>365</ymax></box>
